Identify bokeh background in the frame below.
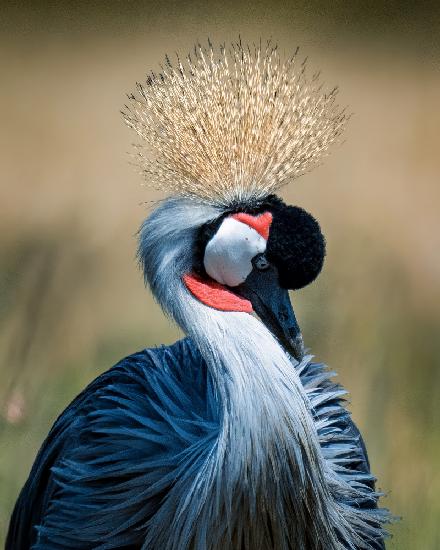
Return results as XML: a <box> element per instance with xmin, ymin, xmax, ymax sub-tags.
<box><xmin>1</xmin><ymin>2</ymin><xmax>439</xmax><ymax>547</ymax></box>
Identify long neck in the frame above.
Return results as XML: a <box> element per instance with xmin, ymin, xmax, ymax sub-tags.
<box><xmin>195</xmin><ymin>310</ymin><xmax>320</xmax><ymax>481</ymax></box>
<box><xmin>171</xmin><ymin>289</ymin><xmax>342</xmax><ymax>550</ymax></box>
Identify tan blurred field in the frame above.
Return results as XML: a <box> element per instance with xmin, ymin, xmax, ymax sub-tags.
<box><xmin>1</xmin><ymin>3</ymin><xmax>439</xmax><ymax>548</ymax></box>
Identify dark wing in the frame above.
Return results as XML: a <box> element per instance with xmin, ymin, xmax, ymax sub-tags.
<box><xmin>300</xmin><ymin>359</ymin><xmax>387</xmax><ymax>550</ymax></box>
<box><xmin>6</xmin><ymin>366</ymin><xmax>112</xmax><ymax>550</ymax></box>
<box><xmin>344</xmin><ymin>415</ymin><xmax>372</xmax><ymax>485</ymax></box>
<box><xmin>344</xmin><ymin>416</ymin><xmax>386</xmax><ymax>550</ymax></box>
<box><xmin>6</xmin><ymin>338</ymin><xmax>212</xmax><ymax>550</ymax></box>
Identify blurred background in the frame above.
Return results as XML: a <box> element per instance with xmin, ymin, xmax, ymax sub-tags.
<box><xmin>1</xmin><ymin>1</ymin><xmax>439</xmax><ymax>547</ymax></box>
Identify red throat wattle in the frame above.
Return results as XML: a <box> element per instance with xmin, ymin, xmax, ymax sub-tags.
<box><xmin>183</xmin><ymin>273</ymin><xmax>253</xmax><ymax>312</ymax></box>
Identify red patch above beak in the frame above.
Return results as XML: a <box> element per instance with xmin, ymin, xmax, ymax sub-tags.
<box><xmin>231</xmin><ymin>211</ymin><xmax>273</xmax><ymax>240</ymax></box>
<box><xmin>183</xmin><ymin>273</ymin><xmax>253</xmax><ymax>313</ymax></box>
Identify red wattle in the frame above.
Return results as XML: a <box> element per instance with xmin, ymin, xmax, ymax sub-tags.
<box><xmin>231</xmin><ymin>211</ymin><xmax>273</xmax><ymax>240</ymax></box>
<box><xmin>183</xmin><ymin>273</ymin><xmax>253</xmax><ymax>313</ymax></box>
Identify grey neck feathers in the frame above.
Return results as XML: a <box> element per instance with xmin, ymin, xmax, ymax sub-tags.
<box><xmin>182</xmin><ymin>304</ymin><xmax>342</xmax><ymax>549</ymax></box>
<box><xmin>138</xmin><ymin>197</ymin><xmax>388</xmax><ymax>550</ymax></box>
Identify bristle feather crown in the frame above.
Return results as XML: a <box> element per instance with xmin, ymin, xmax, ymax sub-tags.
<box><xmin>124</xmin><ymin>40</ymin><xmax>349</xmax><ymax>207</ymax></box>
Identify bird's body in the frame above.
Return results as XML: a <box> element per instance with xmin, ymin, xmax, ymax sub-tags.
<box><xmin>8</xmin><ymin>41</ymin><xmax>390</xmax><ymax>548</ymax></box>
<box><xmin>7</xmin><ymin>338</ymin><xmax>382</xmax><ymax>549</ymax></box>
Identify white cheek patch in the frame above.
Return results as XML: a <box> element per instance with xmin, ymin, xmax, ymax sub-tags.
<box><xmin>204</xmin><ymin>217</ymin><xmax>267</xmax><ymax>287</ymax></box>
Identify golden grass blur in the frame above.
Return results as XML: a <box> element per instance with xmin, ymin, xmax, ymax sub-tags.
<box><xmin>1</xmin><ymin>3</ymin><xmax>439</xmax><ymax>548</ymax></box>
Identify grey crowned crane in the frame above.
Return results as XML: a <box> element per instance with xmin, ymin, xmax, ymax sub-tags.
<box><xmin>7</xmin><ymin>41</ymin><xmax>390</xmax><ymax>549</ymax></box>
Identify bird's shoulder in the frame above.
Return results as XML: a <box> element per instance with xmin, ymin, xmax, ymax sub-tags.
<box><xmin>7</xmin><ymin>337</ymin><xmax>213</xmax><ymax>550</ymax></box>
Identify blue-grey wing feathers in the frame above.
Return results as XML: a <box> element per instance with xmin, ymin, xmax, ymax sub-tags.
<box><xmin>7</xmin><ymin>339</ymin><xmax>383</xmax><ymax>549</ymax></box>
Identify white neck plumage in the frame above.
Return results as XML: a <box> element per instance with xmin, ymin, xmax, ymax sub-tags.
<box><xmin>166</xmin><ymin>288</ymin><xmax>340</xmax><ymax>549</ymax></box>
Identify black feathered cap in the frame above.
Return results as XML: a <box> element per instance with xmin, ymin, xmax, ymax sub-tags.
<box><xmin>264</xmin><ymin>196</ymin><xmax>326</xmax><ymax>289</ymax></box>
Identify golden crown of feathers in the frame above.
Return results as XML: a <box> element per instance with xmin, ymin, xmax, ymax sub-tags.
<box><xmin>123</xmin><ymin>40</ymin><xmax>349</xmax><ymax>207</ymax></box>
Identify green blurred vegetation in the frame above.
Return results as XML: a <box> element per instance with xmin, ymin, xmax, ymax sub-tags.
<box><xmin>1</xmin><ymin>2</ymin><xmax>439</xmax><ymax>548</ymax></box>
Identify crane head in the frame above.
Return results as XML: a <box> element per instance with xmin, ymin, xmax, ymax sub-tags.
<box><xmin>183</xmin><ymin>194</ymin><xmax>325</xmax><ymax>361</ymax></box>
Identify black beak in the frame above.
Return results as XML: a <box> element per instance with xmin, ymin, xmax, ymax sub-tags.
<box><xmin>235</xmin><ymin>266</ymin><xmax>305</xmax><ymax>361</ymax></box>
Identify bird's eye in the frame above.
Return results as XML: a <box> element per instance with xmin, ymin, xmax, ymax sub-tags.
<box><xmin>253</xmin><ymin>253</ymin><xmax>270</xmax><ymax>271</ymax></box>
